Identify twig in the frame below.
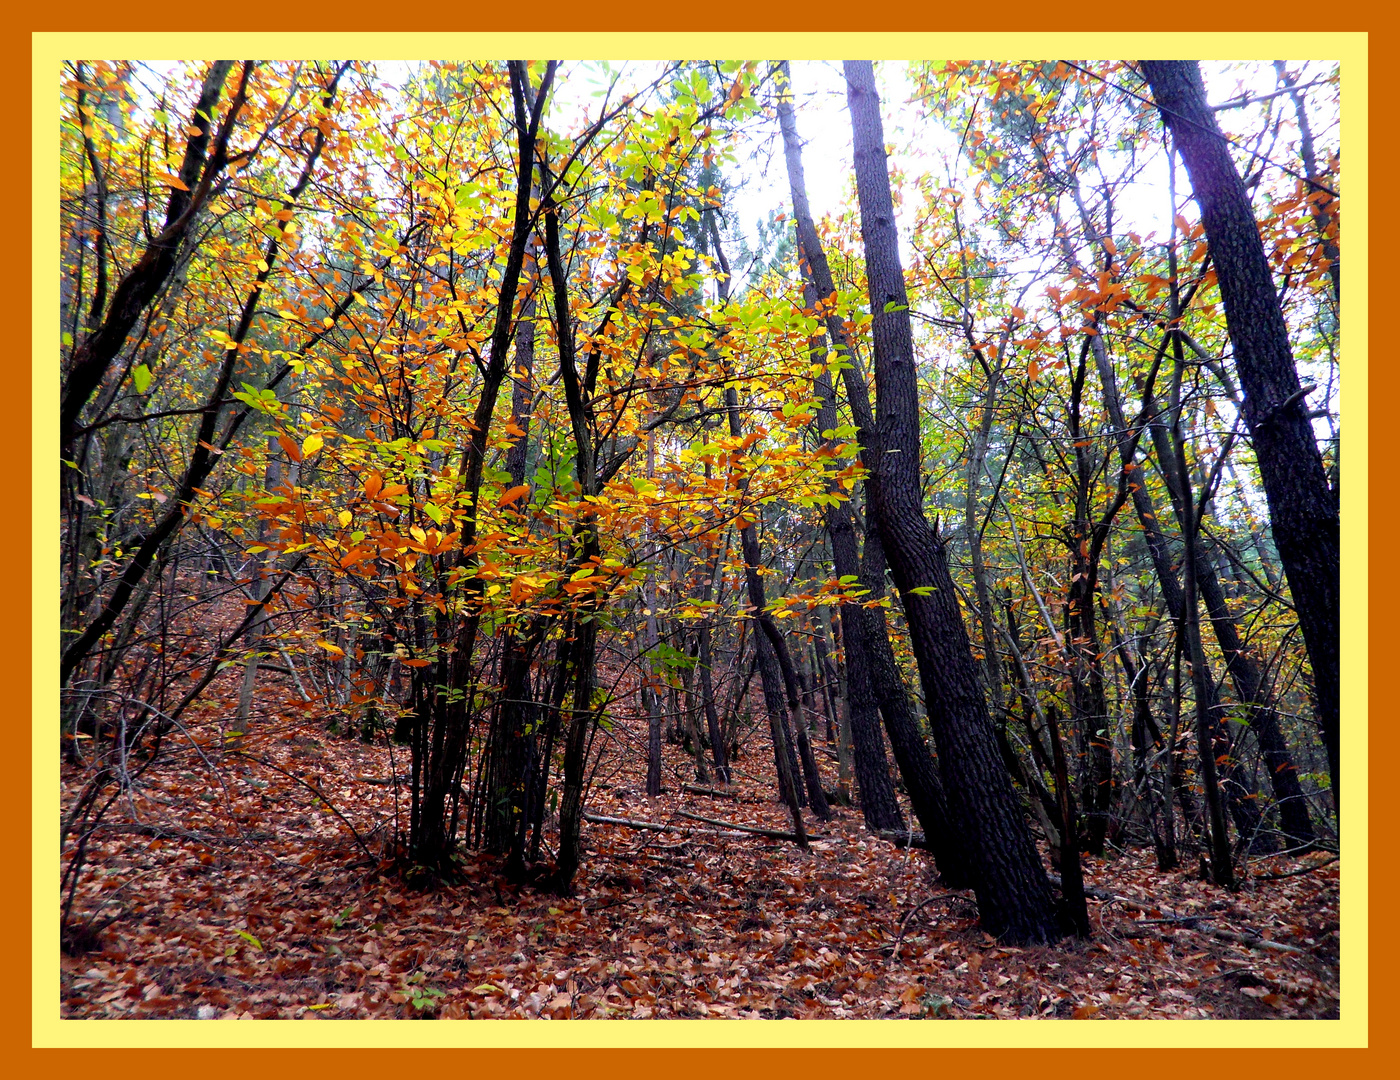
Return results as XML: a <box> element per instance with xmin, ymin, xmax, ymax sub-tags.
<box><xmin>682</xmin><ymin>783</ymin><xmax>737</xmax><ymax>799</ymax></box>
<box><xmin>887</xmin><ymin>894</ymin><xmax>961</xmax><ymax>965</ymax></box>
<box><xmin>1250</xmin><ymin>856</ymin><xmax>1340</xmax><ymax>880</ymax></box>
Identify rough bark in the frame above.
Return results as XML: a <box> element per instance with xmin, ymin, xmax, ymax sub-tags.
<box><xmin>1140</xmin><ymin>60</ymin><xmax>1340</xmax><ymax>813</ymax></box>
<box><xmin>845</xmin><ymin>61</ymin><xmax>1059</xmax><ymax>943</ymax></box>
<box><xmin>776</xmin><ymin>61</ymin><xmax>970</xmax><ymax>878</ymax></box>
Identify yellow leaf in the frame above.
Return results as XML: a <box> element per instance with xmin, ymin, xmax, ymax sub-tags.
<box><xmin>338</xmin><ymin>510</ymin><xmax>353</xmax><ymax>528</ymax></box>
<box><xmin>302</xmin><ymin>434</ymin><xmax>324</xmax><ymax>457</ymax></box>
<box><xmin>316</xmin><ymin>640</ymin><xmax>344</xmax><ymax>657</ymax></box>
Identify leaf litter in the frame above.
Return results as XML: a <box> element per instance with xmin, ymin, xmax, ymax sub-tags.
<box><xmin>60</xmin><ymin>665</ymin><xmax>1340</xmax><ymax>1021</ymax></box>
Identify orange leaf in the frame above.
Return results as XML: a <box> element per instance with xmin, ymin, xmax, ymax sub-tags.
<box><xmin>400</xmin><ymin>658</ymin><xmax>431</xmax><ymax>668</ymax></box>
<box><xmin>277</xmin><ymin>433</ymin><xmax>303</xmax><ymax>463</ymax></box>
<box><xmin>364</xmin><ymin>472</ymin><xmax>383</xmax><ymax>499</ymax></box>
<box><xmin>498</xmin><ymin>484</ymin><xmax>530</xmax><ymax>508</ymax></box>
<box><xmin>339</xmin><ymin>547</ymin><xmax>372</xmax><ymax>568</ymax></box>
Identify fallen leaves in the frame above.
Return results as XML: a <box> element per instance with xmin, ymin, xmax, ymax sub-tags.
<box><xmin>60</xmin><ymin>644</ymin><xmax>1341</xmax><ymax>1021</ymax></box>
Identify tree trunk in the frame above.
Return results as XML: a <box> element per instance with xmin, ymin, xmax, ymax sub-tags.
<box><xmin>776</xmin><ymin>61</ymin><xmax>968</xmax><ymax>879</ymax></box>
<box><xmin>845</xmin><ymin>61</ymin><xmax>1058</xmax><ymax>943</ymax></box>
<box><xmin>1140</xmin><ymin>60</ymin><xmax>1340</xmax><ymax>815</ymax></box>
<box><xmin>696</xmin><ymin>533</ymin><xmax>731</xmax><ymax>784</ymax></box>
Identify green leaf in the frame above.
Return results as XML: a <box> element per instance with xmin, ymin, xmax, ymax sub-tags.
<box><xmin>882</xmin><ymin>301</ymin><xmax>909</xmax><ymax>313</ymax></box>
<box><xmin>235</xmin><ymin>929</ymin><xmax>263</xmax><ymax>950</ymax></box>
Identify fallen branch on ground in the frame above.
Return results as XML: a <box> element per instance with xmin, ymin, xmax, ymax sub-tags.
<box><xmin>582</xmin><ymin>812</ymin><xmax>745</xmax><ymax>839</ymax></box>
<box><xmin>682</xmin><ymin>783</ymin><xmax>737</xmax><ymax>799</ymax></box>
<box><xmin>1047</xmin><ymin>873</ymin><xmax>1307</xmax><ymax>956</ymax></box>
<box><xmin>1250</xmin><ymin>856</ymin><xmax>1339</xmax><ymax>881</ymax></box>
<box><xmin>675</xmin><ymin>808</ymin><xmax>825</xmax><ymax>842</ymax></box>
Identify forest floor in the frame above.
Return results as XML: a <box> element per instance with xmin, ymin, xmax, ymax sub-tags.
<box><xmin>59</xmin><ymin>665</ymin><xmax>1341</xmax><ymax>1021</ymax></box>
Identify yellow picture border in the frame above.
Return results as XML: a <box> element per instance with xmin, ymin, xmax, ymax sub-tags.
<box><xmin>33</xmin><ymin>30</ymin><xmax>1369</xmax><ymax>1052</ymax></box>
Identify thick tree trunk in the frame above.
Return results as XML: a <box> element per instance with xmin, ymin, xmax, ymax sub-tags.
<box><xmin>845</xmin><ymin>61</ymin><xmax>1059</xmax><ymax>943</ymax></box>
<box><xmin>1140</xmin><ymin>60</ymin><xmax>1340</xmax><ymax>814</ymax></box>
<box><xmin>776</xmin><ymin>62</ymin><xmax>968</xmax><ymax>879</ymax></box>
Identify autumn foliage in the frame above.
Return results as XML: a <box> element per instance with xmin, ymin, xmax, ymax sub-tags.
<box><xmin>58</xmin><ymin>58</ymin><xmax>1341</xmax><ymax>1018</ymax></box>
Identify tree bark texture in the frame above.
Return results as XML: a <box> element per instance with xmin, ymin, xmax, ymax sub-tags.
<box><xmin>845</xmin><ymin>61</ymin><xmax>1059</xmax><ymax>943</ymax></box>
<box><xmin>776</xmin><ymin>62</ymin><xmax>972</xmax><ymax>877</ymax></box>
<box><xmin>1140</xmin><ymin>60</ymin><xmax>1340</xmax><ymax>813</ymax></box>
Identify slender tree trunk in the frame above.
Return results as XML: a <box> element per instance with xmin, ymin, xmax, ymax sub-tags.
<box><xmin>736</xmin><ymin>515</ymin><xmax>831</xmax><ymax>824</ymax></box>
<box><xmin>1272</xmin><ymin>61</ymin><xmax>1340</xmax><ymax>307</ymax></box>
<box><xmin>237</xmin><ymin>434</ymin><xmax>283</xmax><ymax>727</ymax></box>
<box><xmin>696</xmin><ymin>528</ymin><xmax>731</xmax><ymax>783</ymax></box>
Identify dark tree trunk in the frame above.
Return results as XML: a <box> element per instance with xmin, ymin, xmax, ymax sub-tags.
<box><xmin>486</xmin><ymin>638</ymin><xmax>536</xmax><ymax>858</ymax></box>
<box><xmin>644</xmin><ymin>679</ymin><xmax>663</xmax><ymax>798</ymax></box>
<box><xmin>845</xmin><ymin>61</ymin><xmax>1059</xmax><ymax>944</ymax></box>
<box><xmin>697</xmin><ymin>569</ymin><xmax>731</xmax><ymax>783</ymax></box>
<box><xmin>60</xmin><ymin>61</ymin><xmax>241</xmax><ymax>460</ymax></box>
<box><xmin>1140</xmin><ymin>60</ymin><xmax>1340</xmax><ymax>814</ymax></box>
<box><xmin>527</xmin><ymin>630</ymin><xmax>572</xmax><ymax>863</ymax></box>
<box><xmin>505</xmin><ymin>244</ymin><xmax>538</xmax><ymax>488</ymax></box>
<box><xmin>801</xmin><ymin>306</ymin><xmax>903</xmax><ymax>831</ymax></box>
<box><xmin>776</xmin><ymin>61</ymin><xmax>969</xmax><ymax>879</ymax></box>
<box><xmin>1047</xmin><ymin>706</ymin><xmax>1091</xmax><ymax>937</ymax></box>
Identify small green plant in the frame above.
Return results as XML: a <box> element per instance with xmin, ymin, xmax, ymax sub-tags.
<box><xmin>410</xmin><ymin>985</ymin><xmax>446</xmax><ymax>1012</ymax></box>
<box><xmin>402</xmin><ymin>971</ymin><xmax>446</xmax><ymax>1013</ymax></box>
